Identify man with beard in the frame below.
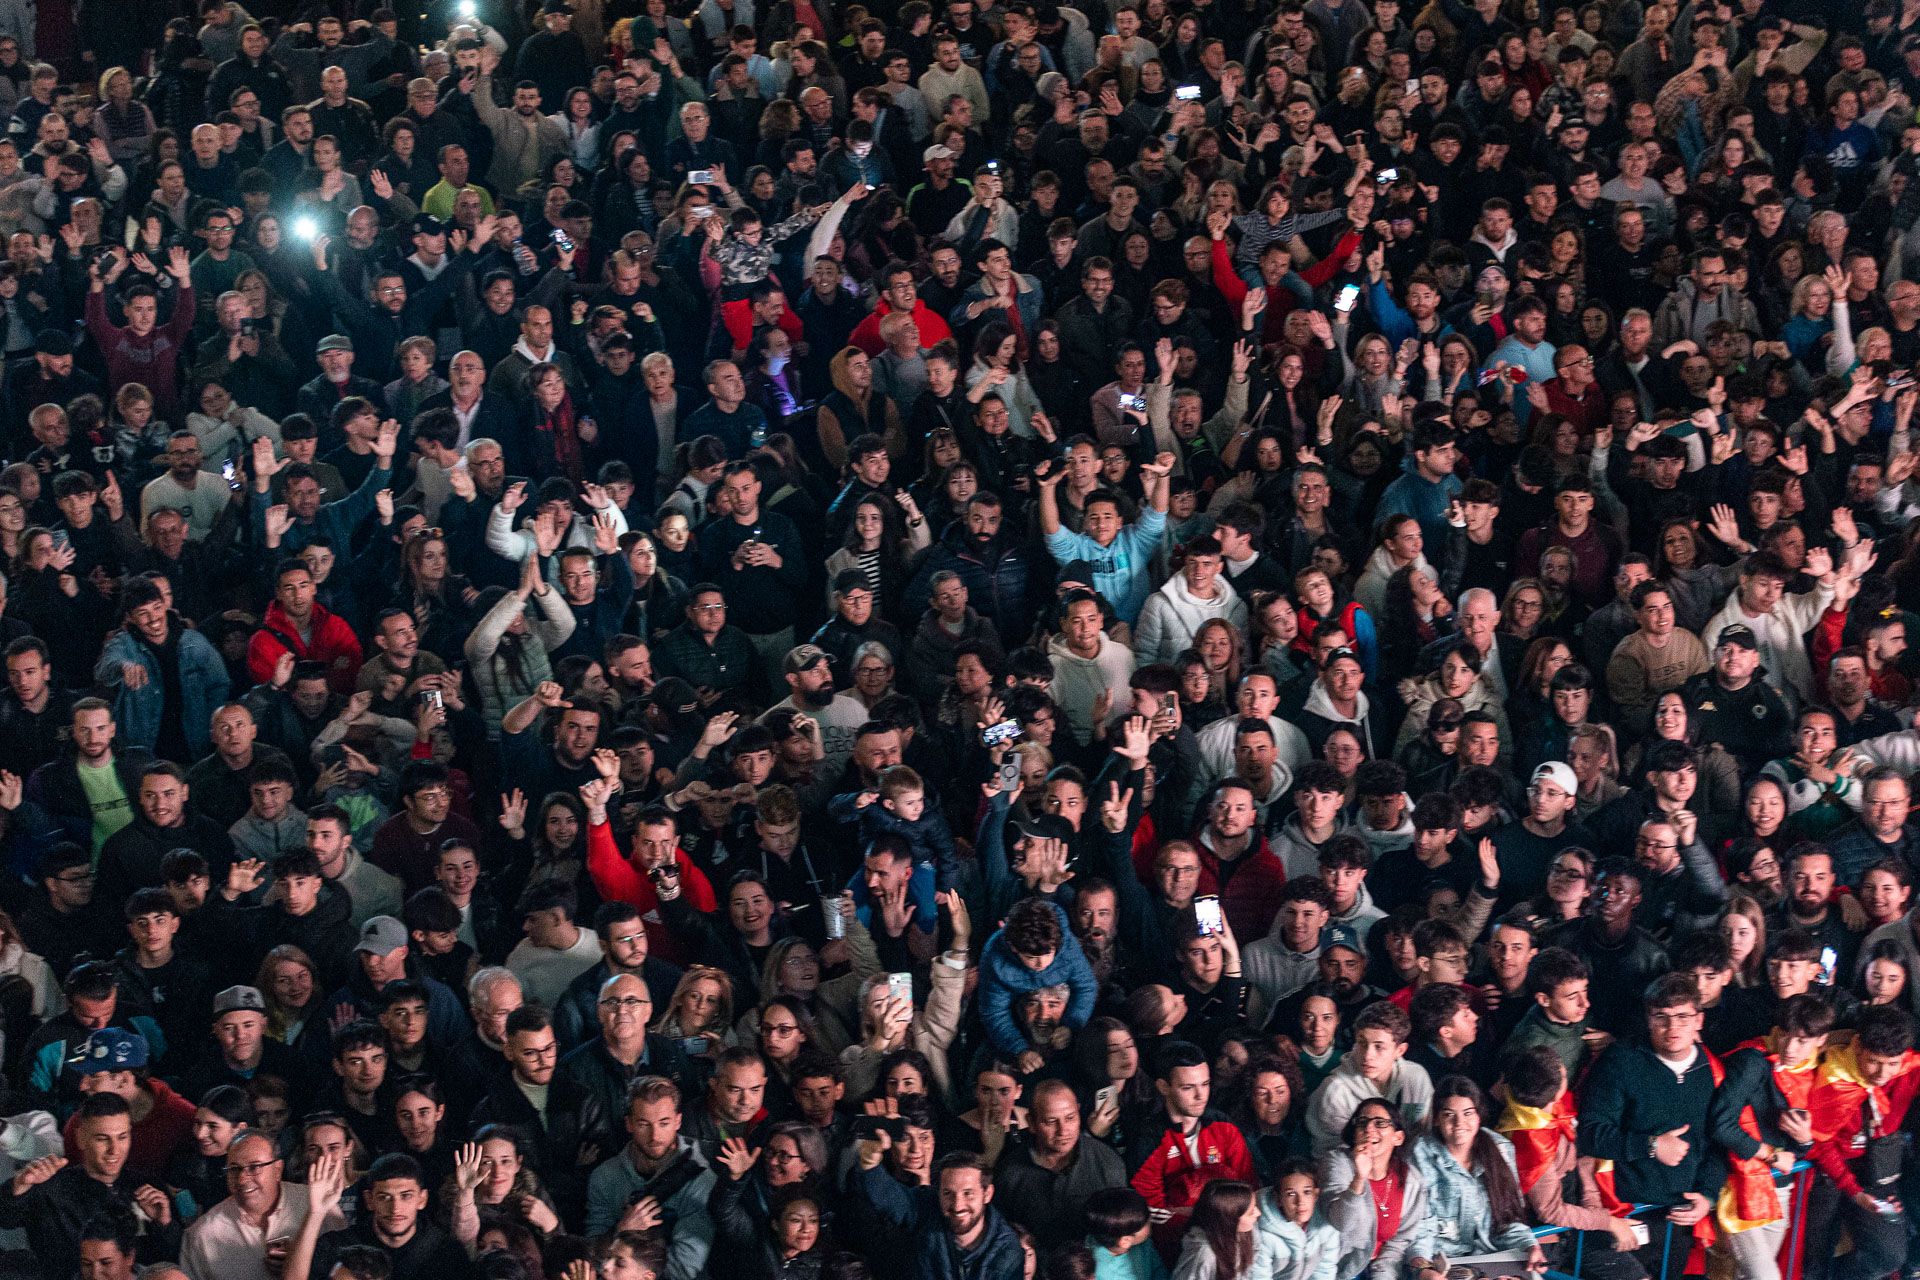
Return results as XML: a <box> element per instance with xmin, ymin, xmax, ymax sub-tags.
<box><xmin>904</xmin><ymin>492</ymin><xmax>1033</xmax><ymax>640</ymax></box>
<box><xmin>858</xmin><ymin>1146</ymin><xmax>1024</xmax><ymax>1280</ymax></box>
<box><xmin>759</xmin><ymin>646</ymin><xmax>866</xmax><ymax>780</ymax></box>
<box><xmin>0</xmin><ymin>638</ymin><xmax>75</xmax><ymax>779</ymax></box>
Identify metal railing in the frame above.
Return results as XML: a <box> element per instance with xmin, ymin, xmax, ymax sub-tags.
<box><xmin>1529</xmin><ymin>1162</ymin><xmax>1815</xmax><ymax>1280</ymax></box>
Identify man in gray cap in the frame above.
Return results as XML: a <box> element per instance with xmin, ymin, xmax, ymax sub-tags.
<box><xmin>295</xmin><ymin>333</ymin><xmax>383</xmax><ymax>426</ymax></box>
<box><xmin>759</xmin><ymin>644</ymin><xmax>867</xmax><ymax>777</ymax></box>
<box><xmin>181</xmin><ymin>985</ymin><xmax>308</xmax><ymax>1100</ymax></box>
<box><xmin>324</xmin><ymin>916</ymin><xmax>470</xmax><ymax>1044</ymax></box>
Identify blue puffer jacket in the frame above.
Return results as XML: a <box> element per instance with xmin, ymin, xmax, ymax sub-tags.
<box><xmin>978</xmin><ymin>899</ymin><xmax>1097</xmax><ymax>1055</ymax></box>
<box><xmin>95</xmin><ymin>622</ymin><xmax>232</xmax><ymax>758</ymax></box>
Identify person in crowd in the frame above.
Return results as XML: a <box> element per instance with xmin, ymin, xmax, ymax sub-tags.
<box><xmin>0</xmin><ymin>11</ymin><xmax>1904</xmax><ymax>1280</ymax></box>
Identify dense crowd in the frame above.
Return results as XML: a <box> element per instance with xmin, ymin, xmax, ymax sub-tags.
<box><xmin>0</xmin><ymin>1</ymin><xmax>1918</xmax><ymax>1280</ymax></box>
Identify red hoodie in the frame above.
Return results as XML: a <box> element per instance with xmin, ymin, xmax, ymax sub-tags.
<box><xmin>586</xmin><ymin>818</ymin><xmax>718</xmax><ymax>967</ymax></box>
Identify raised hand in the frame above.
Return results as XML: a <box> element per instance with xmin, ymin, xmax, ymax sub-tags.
<box><xmin>227</xmin><ymin>859</ymin><xmax>266</xmax><ymax>897</ymax></box>
<box><xmin>1101</xmin><ymin>782</ymin><xmax>1134</xmax><ymax>833</ymax></box>
<box><xmin>499</xmin><ymin>788</ymin><xmax>528</xmax><ymax>833</ymax></box>
<box><xmin>10</xmin><ymin>1154</ymin><xmax>65</xmax><ymax>1195</ymax></box>
<box><xmin>716</xmin><ymin>1137</ymin><xmax>761</xmax><ymax>1180</ymax></box>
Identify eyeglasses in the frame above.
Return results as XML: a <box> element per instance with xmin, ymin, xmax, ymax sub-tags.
<box><xmin>1635</xmin><ymin>838</ymin><xmax>1678</xmax><ymax>851</ymax></box>
<box><xmin>226</xmin><ymin>1158</ymin><xmax>281</xmax><ymax>1178</ymax></box>
<box><xmin>1354</xmin><ymin>1116</ymin><xmax>1397</xmax><ymax>1129</ymax></box>
<box><xmin>598</xmin><ymin>996</ymin><xmax>649</xmax><ymax>1009</ymax></box>
<box><xmin>693</xmin><ymin>602</ymin><xmax>726</xmax><ymax>613</ymax></box>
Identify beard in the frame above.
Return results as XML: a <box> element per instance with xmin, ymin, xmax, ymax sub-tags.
<box><xmin>797</xmin><ymin>686</ymin><xmax>835</xmax><ymax>709</ymax></box>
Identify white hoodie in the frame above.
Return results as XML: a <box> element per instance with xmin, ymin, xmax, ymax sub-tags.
<box><xmin>1354</xmin><ymin>544</ymin><xmax>1436</xmax><ymax>619</ymax></box>
<box><xmin>1047</xmin><ymin>631</ymin><xmax>1136</xmax><ymax>744</ymax></box>
<box><xmin>1133</xmin><ymin>573</ymin><xmax>1249</xmax><ymax>666</ymax></box>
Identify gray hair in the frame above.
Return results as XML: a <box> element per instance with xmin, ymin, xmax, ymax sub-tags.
<box><xmin>1458</xmin><ymin>587</ymin><xmax>1498</xmax><ymax>613</ymax></box>
<box><xmin>469</xmin><ymin>965</ymin><xmax>522</xmax><ymax>1009</ymax></box>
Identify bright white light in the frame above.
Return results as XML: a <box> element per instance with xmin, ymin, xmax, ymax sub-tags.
<box><xmin>292</xmin><ymin>216</ymin><xmax>319</xmax><ymax>241</ymax></box>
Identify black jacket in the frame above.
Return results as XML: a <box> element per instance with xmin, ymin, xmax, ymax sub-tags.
<box><xmin>0</xmin><ymin>1163</ymin><xmax>183</xmax><ymax>1279</ymax></box>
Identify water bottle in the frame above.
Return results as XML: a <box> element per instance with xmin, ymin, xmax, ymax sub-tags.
<box><xmin>750</xmin><ymin>421</ymin><xmax>767</xmax><ymax>448</ymax></box>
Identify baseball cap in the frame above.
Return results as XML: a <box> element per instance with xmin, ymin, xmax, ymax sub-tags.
<box><xmin>355</xmin><ymin>915</ymin><xmax>408</xmax><ymax>955</ymax></box>
<box><xmin>34</xmin><ymin>328</ymin><xmax>71</xmax><ymax>357</ymax></box>
<box><xmin>1531</xmin><ymin>761</ymin><xmax>1577</xmax><ymax>795</ymax></box>
<box><xmin>410</xmin><ymin>213</ymin><xmax>447</xmax><ymax>237</ymax></box>
<box><xmin>783</xmin><ymin>644</ymin><xmax>830</xmax><ymax>675</ymax></box>
<box><xmin>922</xmin><ymin>143</ymin><xmax>957</xmax><ymax>163</ymax></box>
<box><xmin>1718</xmin><ymin>623</ymin><xmax>1759</xmax><ymax>651</ymax></box>
<box><xmin>213</xmin><ymin>985</ymin><xmax>266</xmax><ymax>1017</ymax></box>
<box><xmin>316</xmin><ymin>333</ymin><xmax>354</xmax><ymax>354</ymax></box>
<box><xmin>70</xmin><ymin>1027</ymin><xmax>149</xmax><ymax>1074</ymax></box>
<box><xmin>648</xmin><ymin>677</ymin><xmax>700</xmax><ymax>718</ymax></box>
<box><xmin>1009</xmin><ymin>811</ymin><xmax>1074</xmax><ymax>845</ymax></box>
<box><xmin>1320</xmin><ymin>922</ymin><xmax>1364</xmax><ymax>956</ymax></box>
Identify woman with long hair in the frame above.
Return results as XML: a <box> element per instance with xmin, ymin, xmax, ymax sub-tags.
<box><xmin>393</xmin><ymin>527</ymin><xmax>479</xmax><ymax>663</ymax></box>
<box><xmin>255</xmin><ymin>946</ymin><xmax>322</xmax><ymax>1051</ymax></box>
<box><xmin>1721</xmin><ymin>893</ymin><xmax>1769</xmax><ymax>988</ymax></box>
<box><xmin>736</xmin><ymin>933</ymin><xmax>879</xmax><ymax>1057</ymax></box>
<box><xmin>964</xmin><ymin>322</ymin><xmax>1047</xmax><ymax>440</ymax></box>
<box><xmin>1173</xmin><ymin>1181</ymin><xmax>1259</xmax><ymax>1280</ymax></box>
<box><xmin>1409</xmin><ymin>1079</ymin><xmax>1548</xmax><ymax>1271</ymax></box>
<box><xmin>1499</xmin><ymin>578</ymin><xmax>1550</xmax><ymax>644</ymax></box>
<box><xmin>494</xmin><ymin>790</ymin><xmax>596</xmax><ymax>918</ymax></box>
<box><xmin>1620</xmin><ymin>692</ymin><xmax>1741</xmax><ymax>827</ymax></box>
<box><xmin>457</xmin><ymin>1126</ymin><xmax>562</xmax><ymax>1238</ymax></box>
<box><xmin>1859</xmin><ymin>859</ymin><xmax>1914</xmax><ymax>934</ymax></box>
<box><xmin>655</xmin><ymin>966</ymin><xmax>737</xmax><ymax>1057</ymax></box>
<box><xmin>1234</xmin><ymin>1053</ymin><xmax>1310</xmax><ymax>1173</ymax></box>
<box><xmin>1250</xmin><ymin>591</ymin><xmax>1310</xmax><ymax>687</ymax></box>
<box><xmin>1378</xmin><ymin>563</ymin><xmax>1455</xmax><ymax>685</ymax></box>
<box><xmin>1858</xmin><ymin>938</ymin><xmax>1913</xmax><ymax>1008</ymax></box>
<box><xmin>1323</xmin><ymin>1098</ymin><xmax>1425</xmax><ymax>1278</ymax></box>
<box><xmin>1653</xmin><ymin>517</ymin><xmax>1740</xmax><ymax>635</ymax></box>
<box><xmin>743</xmin><ymin>327</ymin><xmax>807</xmax><ymax>433</ymax></box>
<box><xmin>824</xmin><ymin>494</ymin><xmax>931</xmax><ymax>626</ymax></box>
<box><xmin>1525</xmin><ymin>848</ymin><xmax>1594</xmax><ymax>929</ymax></box>
<box><xmin>1565</xmin><ymin>722</ymin><xmax>1625</xmax><ymax>819</ymax></box>
<box><xmin>1193</xmin><ymin>619</ymin><xmax>1246</xmax><ymax>701</ymax></box>
<box><xmin>392</xmin><ymin>1076</ymin><xmax>458</xmax><ymax>1193</ymax></box>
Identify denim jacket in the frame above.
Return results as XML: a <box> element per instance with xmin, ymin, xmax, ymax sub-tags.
<box><xmin>1406</xmin><ymin>1133</ymin><xmax>1537</xmax><ymax>1260</ymax></box>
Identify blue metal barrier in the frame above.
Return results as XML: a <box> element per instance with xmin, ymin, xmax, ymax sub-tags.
<box><xmin>1528</xmin><ymin>1162</ymin><xmax>1816</xmax><ymax>1280</ymax></box>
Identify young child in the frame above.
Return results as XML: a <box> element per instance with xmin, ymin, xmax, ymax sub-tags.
<box><xmin>1084</xmin><ymin>1185</ymin><xmax>1167</xmax><ymax>1280</ymax></box>
<box><xmin>835</xmin><ymin>764</ymin><xmax>959</xmax><ymax>890</ymax></box>
<box><xmin>1250</xmin><ymin>1158</ymin><xmax>1341</xmax><ymax>1280</ymax></box>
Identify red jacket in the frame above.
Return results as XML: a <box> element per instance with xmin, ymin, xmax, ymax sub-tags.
<box><xmin>586</xmin><ymin>817</ymin><xmax>718</xmax><ymax>967</ymax></box>
<box><xmin>1806</xmin><ymin>1043</ymin><xmax>1920</xmax><ymax>1198</ymax></box>
<box><xmin>1130</xmin><ymin>1114</ymin><xmax>1256</xmax><ymax>1255</ymax></box>
<box><xmin>720</xmin><ymin>297</ymin><xmax>805</xmax><ymax>354</ymax></box>
<box><xmin>246</xmin><ymin>600</ymin><xmax>365</xmax><ymax>693</ymax></box>
<box><xmin>847</xmin><ymin>299</ymin><xmax>954</xmax><ymax>356</ymax></box>
<box><xmin>63</xmin><ymin>1078</ymin><xmax>195</xmax><ymax>1184</ymax></box>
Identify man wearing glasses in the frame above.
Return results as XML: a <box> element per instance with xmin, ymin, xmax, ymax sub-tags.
<box><xmin>1578</xmin><ymin>973</ymin><xmax>1723</xmax><ymax>1263</ymax></box>
<box><xmin>367</xmin><ymin>761</ymin><xmax>479</xmax><ymax>894</ymax></box>
<box><xmin>182</xmin><ymin>1128</ymin><xmax>345</xmax><ymax>1280</ymax></box>
<box><xmin>552</xmin><ymin>973</ymin><xmax>690</xmax><ymax>1156</ymax></box>
<box><xmin>553</xmin><ymin>902</ymin><xmax>683</xmax><ymax>1050</ymax></box>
